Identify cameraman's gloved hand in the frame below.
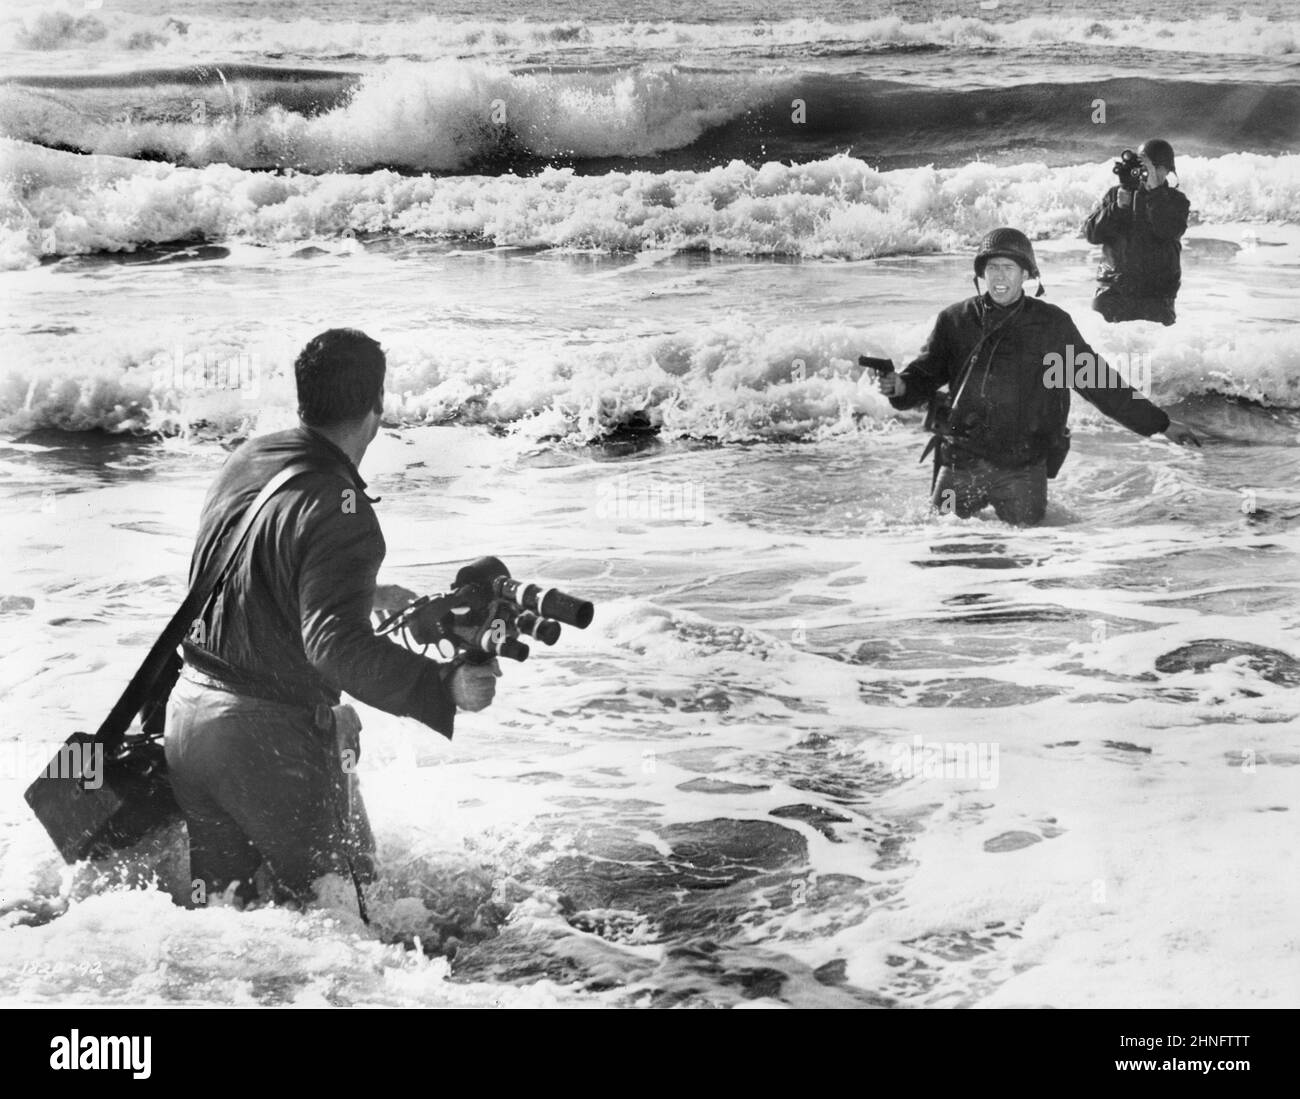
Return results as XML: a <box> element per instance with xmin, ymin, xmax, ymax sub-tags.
<box><xmin>1116</xmin><ymin>188</ymin><xmax>1133</xmax><ymax>208</ymax></box>
<box><xmin>446</xmin><ymin>659</ymin><xmax>501</xmax><ymax>712</ymax></box>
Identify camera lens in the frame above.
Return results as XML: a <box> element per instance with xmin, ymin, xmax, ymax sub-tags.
<box><xmin>517</xmin><ymin>611</ymin><xmax>562</xmax><ymax>646</ymax></box>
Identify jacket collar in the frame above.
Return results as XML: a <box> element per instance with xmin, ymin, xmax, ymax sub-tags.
<box><xmin>296</xmin><ymin>424</ymin><xmax>369</xmax><ymax>493</ymax></box>
<box><xmin>981</xmin><ymin>291</ymin><xmax>1026</xmax><ymax>313</ymax></box>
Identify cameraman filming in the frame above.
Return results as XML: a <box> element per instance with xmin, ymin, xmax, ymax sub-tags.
<box><xmin>1083</xmin><ymin>138</ymin><xmax>1189</xmax><ymax>326</ymax></box>
<box><xmin>166</xmin><ymin>328</ymin><xmax>499</xmax><ymax>913</ymax></box>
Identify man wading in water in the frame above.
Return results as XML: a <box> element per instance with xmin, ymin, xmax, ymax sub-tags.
<box><xmin>168</xmin><ymin>329</ymin><xmax>500</xmax><ymax>912</ymax></box>
<box><xmin>1083</xmin><ymin>138</ymin><xmax>1189</xmax><ymax>326</ymax></box>
<box><xmin>874</xmin><ymin>227</ymin><xmax>1199</xmax><ymax>526</ymax></box>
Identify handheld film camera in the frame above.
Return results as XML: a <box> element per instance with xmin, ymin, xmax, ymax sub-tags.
<box><xmin>1113</xmin><ymin>149</ymin><xmax>1148</xmax><ymax>192</ymax></box>
<box><xmin>376</xmin><ymin>557</ymin><xmax>594</xmax><ymax>664</ymax></box>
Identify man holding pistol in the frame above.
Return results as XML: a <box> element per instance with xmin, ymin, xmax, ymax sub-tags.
<box><xmin>167</xmin><ymin>328</ymin><xmax>499</xmax><ymax>911</ymax></box>
<box><xmin>874</xmin><ymin>227</ymin><xmax>1199</xmax><ymax>526</ymax></box>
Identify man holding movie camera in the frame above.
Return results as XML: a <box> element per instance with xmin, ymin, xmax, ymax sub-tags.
<box><xmin>1082</xmin><ymin>138</ymin><xmax>1190</xmax><ymax>326</ymax></box>
<box><xmin>166</xmin><ymin>328</ymin><xmax>499</xmax><ymax>912</ymax></box>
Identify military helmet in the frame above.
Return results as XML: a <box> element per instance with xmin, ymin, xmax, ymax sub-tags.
<box><xmin>974</xmin><ymin>227</ymin><xmax>1040</xmax><ymax>280</ymax></box>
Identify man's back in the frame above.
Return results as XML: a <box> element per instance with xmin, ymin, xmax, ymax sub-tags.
<box><xmin>165</xmin><ymin>329</ymin><xmax>487</xmax><ymax>910</ymax></box>
<box><xmin>183</xmin><ymin>425</ymin><xmax>454</xmax><ymax>734</ymax></box>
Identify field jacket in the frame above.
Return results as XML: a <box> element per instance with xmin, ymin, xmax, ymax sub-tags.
<box><xmin>889</xmin><ymin>293</ymin><xmax>1170</xmax><ymax>469</ymax></box>
<box><xmin>1082</xmin><ymin>183</ymin><xmax>1190</xmax><ymax>298</ymax></box>
<box><xmin>181</xmin><ymin>425</ymin><xmax>456</xmax><ymax>738</ymax></box>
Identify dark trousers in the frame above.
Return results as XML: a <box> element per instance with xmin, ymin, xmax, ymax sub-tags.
<box><xmin>164</xmin><ymin>672</ymin><xmax>374</xmax><ymax>907</ymax></box>
<box><xmin>1092</xmin><ymin>287</ymin><xmax>1177</xmax><ymax>326</ymax></box>
<box><xmin>932</xmin><ymin>456</ymin><xmax>1048</xmax><ymax>527</ymax></box>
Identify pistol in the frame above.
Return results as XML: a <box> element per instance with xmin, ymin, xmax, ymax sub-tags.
<box><xmin>859</xmin><ymin>355</ymin><xmax>895</xmax><ymax>375</ymax></box>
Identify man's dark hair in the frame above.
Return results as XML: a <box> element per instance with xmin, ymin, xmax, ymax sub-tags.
<box><xmin>295</xmin><ymin>328</ymin><xmax>385</xmax><ymax>427</ymax></box>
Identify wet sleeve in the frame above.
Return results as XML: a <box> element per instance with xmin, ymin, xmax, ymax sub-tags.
<box><xmin>1136</xmin><ymin>188</ymin><xmax>1189</xmax><ymax>241</ymax></box>
<box><xmin>296</xmin><ymin>488</ymin><xmax>457</xmax><ymax>739</ymax></box>
<box><xmin>1064</xmin><ymin>320</ymin><xmax>1170</xmax><ymax>437</ymax></box>
<box><xmin>1082</xmin><ymin>188</ymin><xmax>1125</xmax><ymax>245</ymax></box>
<box><xmin>891</xmin><ymin>311</ymin><xmax>953</xmax><ymax>411</ymax></box>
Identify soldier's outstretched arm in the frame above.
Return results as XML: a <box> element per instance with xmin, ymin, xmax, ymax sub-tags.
<box><xmin>1063</xmin><ymin>321</ymin><xmax>1199</xmax><ymax>446</ymax></box>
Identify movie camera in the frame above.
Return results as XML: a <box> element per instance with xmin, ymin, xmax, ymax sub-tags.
<box><xmin>1113</xmin><ymin>149</ymin><xmax>1149</xmax><ymax>191</ymax></box>
<box><xmin>375</xmin><ymin>557</ymin><xmax>594</xmax><ymax>663</ymax></box>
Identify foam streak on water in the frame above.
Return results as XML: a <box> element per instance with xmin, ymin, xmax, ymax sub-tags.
<box><xmin>2</xmin><ymin>5</ymin><xmax>1297</xmax><ymax>75</ymax></box>
<box><xmin>4</xmin><ymin>139</ymin><xmax>1299</xmax><ymax>274</ymax></box>
<box><xmin>2</xmin><ymin>218</ymin><xmax>1299</xmax><ymax>439</ymax></box>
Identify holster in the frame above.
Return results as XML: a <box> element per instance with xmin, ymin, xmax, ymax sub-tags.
<box><xmin>1045</xmin><ymin>429</ymin><xmax>1071</xmax><ymax>479</ymax></box>
<box><xmin>314</xmin><ymin>701</ymin><xmax>361</xmax><ymax>759</ymax></box>
<box><xmin>923</xmin><ymin>393</ymin><xmax>951</xmax><ymax>437</ymax></box>
<box><xmin>919</xmin><ymin>434</ymin><xmax>949</xmax><ymax>492</ymax></box>
<box><xmin>315</xmin><ymin>702</ymin><xmax>362</xmax><ymax>817</ymax></box>
<box><xmin>920</xmin><ymin>392</ymin><xmax>957</xmax><ymax>491</ymax></box>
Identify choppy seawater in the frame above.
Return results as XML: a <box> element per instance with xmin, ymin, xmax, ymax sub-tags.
<box><xmin>2</xmin><ymin>0</ymin><xmax>1299</xmax><ymax>1008</ymax></box>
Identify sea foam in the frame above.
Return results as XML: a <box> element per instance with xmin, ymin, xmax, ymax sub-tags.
<box><xmin>4</xmin><ymin>140</ymin><xmax>1299</xmax><ymax>271</ymax></box>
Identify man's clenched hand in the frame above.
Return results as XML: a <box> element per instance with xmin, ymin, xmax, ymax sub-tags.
<box><xmin>874</xmin><ymin>372</ymin><xmax>906</xmax><ymax>398</ymax></box>
<box><xmin>447</xmin><ymin>660</ymin><xmax>501</xmax><ymax>713</ymax></box>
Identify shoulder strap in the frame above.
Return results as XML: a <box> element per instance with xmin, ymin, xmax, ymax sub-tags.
<box><xmin>96</xmin><ymin>461</ymin><xmax>317</xmax><ymax>749</ymax></box>
<box><xmin>922</xmin><ymin>298</ymin><xmax>1027</xmax><ymax>484</ymax></box>
<box><xmin>951</xmin><ymin>296</ymin><xmax>1026</xmax><ymax>414</ymax></box>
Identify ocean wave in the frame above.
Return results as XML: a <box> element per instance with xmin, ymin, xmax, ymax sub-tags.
<box><xmin>3</xmin><ymin>140</ymin><xmax>1298</xmax><ymax>272</ymax></box>
<box><xmin>3</xmin><ymin>7</ymin><xmax>1296</xmax><ymax>63</ymax></box>
<box><xmin>5</xmin><ymin>67</ymin><xmax>1296</xmax><ymax>175</ymax></box>
<box><xmin>0</xmin><ymin>62</ymin><xmax>773</xmax><ymax>173</ymax></box>
<box><xmin>4</xmin><ymin>310</ymin><xmax>1298</xmax><ymax>442</ymax></box>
